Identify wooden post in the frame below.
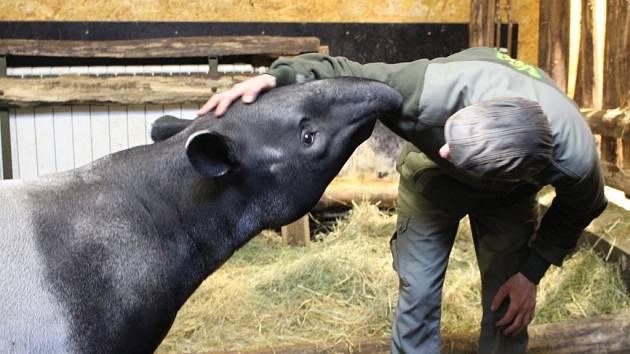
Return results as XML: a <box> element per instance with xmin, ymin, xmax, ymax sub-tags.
<box><xmin>603</xmin><ymin>0</ymin><xmax>630</xmax><ymax>109</ymax></box>
<box><xmin>574</xmin><ymin>0</ymin><xmax>595</xmax><ymax>107</ymax></box>
<box><xmin>281</xmin><ymin>215</ymin><xmax>310</xmax><ymax>247</ymax></box>
<box><xmin>538</xmin><ymin>0</ymin><xmax>570</xmax><ymax>92</ymax></box>
<box><xmin>0</xmin><ymin>56</ymin><xmax>11</xmax><ymax>180</ymax></box>
<box><xmin>603</xmin><ymin>0</ymin><xmax>630</xmax><ymax>197</ymax></box>
<box><xmin>208</xmin><ymin>56</ymin><xmax>219</xmax><ymax>78</ymax></box>
<box><xmin>469</xmin><ymin>0</ymin><xmax>496</xmax><ymax>47</ymax></box>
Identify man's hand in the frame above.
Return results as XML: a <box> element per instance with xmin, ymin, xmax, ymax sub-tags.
<box><xmin>491</xmin><ymin>272</ymin><xmax>537</xmax><ymax>336</ymax></box>
<box><xmin>197</xmin><ymin>74</ymin><xmax>277</xmax><ymax>117</ymax></box>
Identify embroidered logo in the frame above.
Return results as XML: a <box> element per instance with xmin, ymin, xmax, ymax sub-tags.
<box><xmin>496</xmin><ymin>51</ymin><xmax>542</xmax><ymax>79</ymax></box>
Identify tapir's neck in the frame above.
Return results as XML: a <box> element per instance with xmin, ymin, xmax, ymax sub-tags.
<box><xmin>82</xmin><ymin>135</ymin><xmax>264</xmax><ymax>310</ymax></box>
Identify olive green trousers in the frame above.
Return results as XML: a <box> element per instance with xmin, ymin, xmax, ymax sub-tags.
<box><xmin>390</xmin><ymin>148</ymin><xmax>540</xmax><ymax>354</ymax></box>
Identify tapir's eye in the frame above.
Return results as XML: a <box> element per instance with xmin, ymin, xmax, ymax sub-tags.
<box><xmin>302</xmin><ymin>131</ymin><xmax>316</xmax><ymax>146</ymax></box>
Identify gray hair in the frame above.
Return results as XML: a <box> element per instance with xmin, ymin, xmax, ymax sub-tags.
<box><xmin>444</xmin><ymin>97</ymin><xmax>554</xmax><ymax>180</ymax></box>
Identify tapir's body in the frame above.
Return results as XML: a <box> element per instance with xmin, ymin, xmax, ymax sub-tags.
<box><xmin>0</xmin><ymin>78</ymin><xmax>402</xmax><ymax>353</ymax></box>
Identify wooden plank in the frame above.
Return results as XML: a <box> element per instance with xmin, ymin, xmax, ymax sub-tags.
<box><xmin>203</xmin><ymin>311</ymin><xmax>630</xmax><ymax>354</ymax></box>
<box><xmin>603</xmin><ymin>0</ymin><xmax>630</xmax><ymax>109</ymax></box>
<box><xmin>469</xmin><ymin>0</ymin><xmax>496</xmax><ymax>47</ymax></box>
<box><xmin>527</xmin><ymin>311</ymin><xmax>630</xmax><ymax>353</ymax></box>
<box><xmin>602</xmin><ymin>161</ymin><xmax>630</xmax><ymax>197</ymax></box>
<box><xmin>582</xmin><ymin>108</ymin><xmax>630</xmax><ymax>140</ymax></box>
<box><xmin>592</xmin><ymin>0</ymin><xmax>607</xmax><ymax>109</ymax></box>
<box><xmin>601</xmin><ymin>136</ymin><xmax>620</xmax><ymax>167</ymax></box>
<box><xmin>0</xmin><ymin>75</ymin><xmax>251</xmax><ymax>107</ymax></box>
<box><xmin>0</xmin><ymin>36</ymin><xmax>321</xmax><ymax>59</ymax></box>
<box><xmin>281</xmin><ymin>215</ymin><xmax>310</xmax><ymax>247</ymax></box>
<box><xmin>314</xmin><ymin>178</ymin><xmax>398</xmax><ymax>211</ymax></box>
<box><xmin>538</xmin><ymin>0</ymin><xmax>570</xmax><ymax>92</ymax></box>
<box><xmin>574</xmin><ymin>0</ymin><xmax>595</xmax><ymax>107</ymax></box>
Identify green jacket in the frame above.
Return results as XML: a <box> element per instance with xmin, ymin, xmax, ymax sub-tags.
<box><xmin>267</xmin><ymin>47</ymin><xmax>607</xmax><ymax>284</ymax></box>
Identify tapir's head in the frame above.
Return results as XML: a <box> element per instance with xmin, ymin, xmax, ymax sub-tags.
<box><xmin>152</xmin><ymin>78</ymin><xmax>402</xmax><ymax>228</ymax></box>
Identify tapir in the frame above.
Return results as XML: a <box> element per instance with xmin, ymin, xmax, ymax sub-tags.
<box><xmin>0</xmin><ymin>78</ymin><xmax>402</xmax><ymax>353</ymax></box>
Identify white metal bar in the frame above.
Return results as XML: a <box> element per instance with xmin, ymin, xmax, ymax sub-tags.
<box><xmin>52</xmin><ymin>105</ymin><xmax>75</xmax><ymax>173</ymax></box>
<box><xmin>33</xmin><ymin>107</ymin><xmax>57</xmax><ymax>176</ymax></box>
<box><xmin>181</xmin><ymin>103</ymin><xmax>199</xmax><ymax>120</ymax></box>
<box><xmin>9</xmin><ymin>109</ymin><xmax>20</xmax><ymax>178</ymax></box>
<box><xmin>14</xmin><ymin>108</ymin><xmax>38</xmax><ymax>178</ymax></box>
<box><xmin>7</xmin><ymin>64</ymin><xmax>262</xmax><ymax>77</ymax></box>
<box><xmin>109</xmin><ymin>105</ymin><xmax>129</xmax><ymax>153</ymax></box>
<box><xmin>127</xmin><ymin>104</ymin><xmax>148</xmax><ymax>147</ymax></box>
<box><xmin>90</xmin><ymin>105</ymin><xmax>110</xmax><ymax>160</ymax></box>
<box><xmin>71</xmin><ymin>105</ymin><xmax>93</xmax><ymax>168</ymax></box>
<box><xmin>145</xmin><ymin>105</ymin><xmax>164</xmax><ymax>143</ymax></box>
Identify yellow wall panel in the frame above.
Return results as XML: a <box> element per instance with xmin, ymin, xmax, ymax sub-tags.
<box><xmin>0</xmin><ymin>0</ymin><xmax>538</xmax><ymax>63</ymax></box>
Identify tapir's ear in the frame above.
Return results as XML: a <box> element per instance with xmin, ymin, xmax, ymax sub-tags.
<box><xmin>185</xmin><ymin>130</ymin><xmax>238</xmax><ymax>177</ymax></box>
<box><xmin>151</xmin><ymin>115</ymin><xmax>194</xmax><ymax>142</ymax></box>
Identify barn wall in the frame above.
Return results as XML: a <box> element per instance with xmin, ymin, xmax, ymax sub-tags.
<box><xmin>0</xmin><ymin>0</ymin><xmax>539</xmax><ymax>65</ymax></box>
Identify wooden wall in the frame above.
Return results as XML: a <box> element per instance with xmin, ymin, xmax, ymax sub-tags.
<box><xmin>0</xmin><ymin>0</ymin><xmax>540</xmax><ymax>65</ymax></box>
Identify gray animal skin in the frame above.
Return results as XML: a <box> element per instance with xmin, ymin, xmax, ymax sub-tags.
<box><xmin>0</xmin><ymin>78</ymin><xmax>402</xmax><ymax>354</ymax></box>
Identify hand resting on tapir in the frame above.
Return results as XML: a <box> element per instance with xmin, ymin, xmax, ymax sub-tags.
<box><xmin>0</xmin><ymin>78</ymin><xmax>402</xmax><ymax>354</ymax></box>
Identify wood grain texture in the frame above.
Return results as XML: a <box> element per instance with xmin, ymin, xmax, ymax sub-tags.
<box><xmin>582</xmin><ymin>109</ymin><xmax>630</xmax><ymax>140</ymax></box>
<box><xmin>469</xmin><ymin>0</ymin><xmax>496</xmax><ymax>47</ymax></box>
<box><xmin>0</xmin><ymin>75</ymin><xmax>251</xmax><ymax>107</ymax></box>
<box><xmin>538</xmin><ymin>0</ymin><xmax>570</xmax><ymax>93</ymax></box>
<box><xmin>281</xmin><ymin>216</ymin><xmax>310</xmax><ymax>247</ymax></box>
<box><xmin>574</xmin><ymin>0</ymin><xmax>595</xmax><ymax>107</ymax></box>
<box><xmin>603</xmin><ymin>0</ymin><xmax>630</xmax><ymax>109</ymax></box>
<box><xmin>0</xmin><ymin>36</ymin><xmax>320</xmax><ymax>58</ymax></box>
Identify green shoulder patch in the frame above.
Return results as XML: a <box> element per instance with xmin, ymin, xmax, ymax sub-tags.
<box><xmin>495</xmin><ymin>51</ymin><xmax>542</xmax><ymax>79</ymax></box>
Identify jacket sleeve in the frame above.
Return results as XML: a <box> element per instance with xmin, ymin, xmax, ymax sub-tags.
<box><xmin>267</xmin><ymin>53</ymin><xmax>430</xmax><ymax>141</ymax></box>
<box><xmin>519</xmin><ymin>159</ymin><xmax>608</xmax><ymax>284</ymax></box>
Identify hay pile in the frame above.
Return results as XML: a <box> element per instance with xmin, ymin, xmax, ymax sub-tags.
<box><xmin>156</xmin><ymin>202</ymin><xmax>630</xmax><ymax>354</ymax></box>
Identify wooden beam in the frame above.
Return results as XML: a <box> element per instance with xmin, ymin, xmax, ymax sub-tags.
<box><xmin>527</xmin><ymin>311</ymin><xmax>630</xmax><ymax>353</ymax></box>
<box><xmin>0</xmin><ymin>75</ymin><xmax>252</xmax><ymax>107</ymax></box>
<box><xmin>581</xmin><ymin>108</ymin><xmax>630</xmax><ymax>140</ymax></box>
<box><xmin>601</xmin><ymin>161</ymin><xmax>630</xmax><ymax>198</ymax></box>
<box><xmin>574</xmin><ymin>0</ymin><xmax>595</xmax><ymax>107</ymax></box>
<box><xmin>0</xmin><ymin>36</ymin><xmax>321</xmax><ymax>58</ymax></box>
<box><xmin>203</xmin><ymin>311</ymin><xmax>630</xmax><ymax>354</ymax></box>
<box><xmin>538</xmin><ymin>0</ymin><xmax>570</xmax><ymax>92</ymax></box>
<box><xmin>281</xmin><ymin>216</ymin><xmax>310</xmax><ymax>247</ymax></box>
<box><xmin>469</xmin><ymin>0</ymin><xmax>496</xmax><ymax>47</ymax></box>
<box><xmin>314</xmin><ymin>178</ymin><xmax>398</xmax><ymax>211</ymax></box>
<box><xmin>603</xmin><ymin>0</ymin><xmax>630</xmax><ymax>109</ymax></box>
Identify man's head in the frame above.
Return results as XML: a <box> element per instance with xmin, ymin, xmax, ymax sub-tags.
<box><xmin>440</xmin><ymin>97</ymin><xmax>554</xmax><ymax>181</ymax></box>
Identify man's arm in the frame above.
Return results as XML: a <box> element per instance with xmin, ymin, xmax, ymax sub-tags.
<box><xmin>199</xmin><ymin>54</ymin><xmax>429</xmax><ymax>138</ymax></box>
<box><xmin>519</xmin><ymin>160</ymin><xmax>608</xmax><ymax>285</ymax></box>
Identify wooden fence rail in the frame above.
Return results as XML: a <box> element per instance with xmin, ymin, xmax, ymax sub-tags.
<box><xmin>583</xmin><ymin>108</ymin><xmax>630</xmax><ymax>197</ymax></box>
<box><xmin>0</xmin><ymin>36</ymin><xmax>321</xmax><ymax>58</ymax></box>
